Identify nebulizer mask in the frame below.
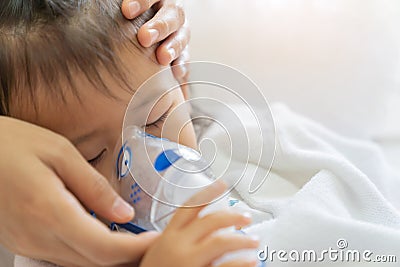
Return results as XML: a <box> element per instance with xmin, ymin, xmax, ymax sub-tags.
<box><xmin>110</xmin><ymin>66</ymin><xmax>227</xmax><ymax>233</ymax></box>
<box><xmin>113</xmin><ymin>125</ymin><xmax>221</xmax><ymax>232</ymax></box>
<box><xmin>109</xmin><ymin>62</ymin><xmax>276</xmax><ymax>234</ymax></box>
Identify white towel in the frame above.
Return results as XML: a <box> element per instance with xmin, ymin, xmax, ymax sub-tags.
<box><xmin>14</xmin><ymin>256</ymin><xmax>57</xmax><ymax>267</ymax></box>
<box><xmin>211</xmin><ymin>103</ymin><xmax>400</xmax><ymax>266</ymax></box>
<box><xmin>15</xmin><ymin>103</ymin><xmax>400</xmax><ymax>266</ymax></box>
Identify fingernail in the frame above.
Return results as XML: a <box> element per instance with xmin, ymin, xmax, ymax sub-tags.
<box><xmin>128</xmin><ymin>1</ymin><xmax>141</xmax><ymax>18</ymax></box>
<box><xmin>250</xmin><ymin>235</ymin><xmax>260</xmax><ymax>245</ymax></box>
<box><xmin>243</xmin><ymin>212</ymin><xmax>252</xmax><ymax>220</ymax></box>
<box><xmin>250</xmin><ymin>235</ymin><xmax>260</xmax><ymax>242</ymax></box>
<box><xmin>112</xmin><ymin>198</ymin><xmax>134</xmax><ymax>220</ymax></box>
<box><xmin>168</xmin><ymin>48</ymin><xmax>176</xmax><ymax>61</ymax></box>
<box><xmin>148</xmin><ymin>29</ymin><xmax>159</xmax><ymax>44</ymax></box>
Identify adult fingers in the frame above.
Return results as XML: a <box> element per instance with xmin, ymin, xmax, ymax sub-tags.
<box><xmin>43</xmin><ymin>137</ymin><xmax>134</xmax><ymax>223</ymax></box>
<box><xmin>55</xmin><ymin>193</ymin><xmax>159</xmax><ymax>266</ymax></box>
<box><xmin>16</xmin><ymin>230</ymin><xmax>97</xmax><ymax>267</ymax></box>
<box><xmin>39</xmin><ymin>243</ymin><xmax>96</xmax><ymax>267</ymax></box>
<box><xmin>137</xmin><ymin>2</ymin><xmax>185</xmax><ymax>47</ymax></box>
<box><xmin>156</xmin><ymin>23</ymin><xmax>190</xmax><ymax>66</ymax></box>
<box><xmin>171</xmin><ymin>46</ymin><xmax>190</xmax><ymax>100</ymax></box>
<box><xmin>121</xmin><ymin>0</ymin><xmax>161</xmax><ymax>19</ymax></box>
<box><xmin>171</xmin><ymin>45</ymin><xmax>190</xmax><ymax>85</ymax></box>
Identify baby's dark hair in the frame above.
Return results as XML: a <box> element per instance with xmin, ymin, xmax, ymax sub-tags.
<box><xmin>0</xmin><ymin>0</ymin><xmax>155</xmax><ymax>116</ymax></box>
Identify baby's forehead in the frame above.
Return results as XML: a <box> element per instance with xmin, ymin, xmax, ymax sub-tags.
<box><xmin>0</xmin><ymin>0</ymin><xmax>156</xmax><ymax>117</ymax></box>
<box><xmin>10</xmin><ymin>77</ymin><xmax>101</xmax><ymax>129</ymax></box>
<box><xmin>11</xmin><ymin>48</ymin><xmax>170</xmax><ymax>134</ymax></box>
<box><xmin>11</xmin><ymin>79</ymin><xmax>124</xmax><ymax>145</ymax></box>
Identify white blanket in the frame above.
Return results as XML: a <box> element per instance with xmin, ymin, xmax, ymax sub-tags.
<box><xmin>219</xmin><ymin>103</ymin><xmax>400</xmax><ymax>266</ymax></box>
<box><xmin>15</xmin><ymin>103</ymin><xmax>400</xmax><ymax>266</ymax></box>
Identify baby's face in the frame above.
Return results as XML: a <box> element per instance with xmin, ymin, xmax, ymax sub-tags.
<box><xmin>13</xmin><ymin>46</ymin><xmax>196</xmax><ymax>181</ymax></box>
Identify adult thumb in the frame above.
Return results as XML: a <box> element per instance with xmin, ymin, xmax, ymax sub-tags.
<box><xmin>47</xmin><ymin>140</ymin><xmax>134</xmax><ymax>223</ymax></box>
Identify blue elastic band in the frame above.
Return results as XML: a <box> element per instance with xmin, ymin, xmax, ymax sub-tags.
<box><xmin>114</xmin><ymin>222</ymin><xmax>147</xmax><ymax>234</ymax></box>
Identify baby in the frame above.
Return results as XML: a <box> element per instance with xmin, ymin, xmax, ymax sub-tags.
<box><xmin>0</xmin><ymin>0</ymin><xmax>258</xmax><ymax>266</ymax></box>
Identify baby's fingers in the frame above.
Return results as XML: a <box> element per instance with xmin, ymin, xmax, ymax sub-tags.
<box><xmin>214</xmin><ymin>259</ymin><xmax>258</xmax><ymax>267</ymax></box>
<box><xmin>186</xmin><ymin>211</ymin><xmax>252</xmax><ymax>242</ymax></box>
<box><xmin>167</xmin><ymin>181</ymin><xmax>226</xmax><ymax>230</ymax></box>
<box><xmin>199</xmin><ymin>234</ymin><xmax>259</xmax><ymax>265</ymax></box>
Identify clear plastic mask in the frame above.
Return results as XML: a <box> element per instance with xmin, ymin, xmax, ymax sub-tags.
<box><xmin>110</xmin><ymin>62</ymin><xmax>276</xmax><ymax>233</ymax></box>
<box><xmin>113</xmin><ymin>126</ymin><xmax>217</xmax><ymax>232</ymax></box>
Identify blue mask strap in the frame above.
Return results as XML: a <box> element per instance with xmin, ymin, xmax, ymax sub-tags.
<box><xmin>111</xmin><ymin>222</ymin><xmax>147</xmax><ymax>234</ymax></box>
<box><xmin>91</xmin><ymin>211</ymin><xmax>147</xmax><ymax>234</ymax></box>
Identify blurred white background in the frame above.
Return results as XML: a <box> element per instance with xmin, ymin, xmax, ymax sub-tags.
<box><xmin>185</xmin><ymin>0</ymin><xmax>400</xmax><ymax>141</ymax></box>
<box><xmin>1</xmin><ymin>1</ymin><xmax>399</xmax><ymax>266</ymax></box>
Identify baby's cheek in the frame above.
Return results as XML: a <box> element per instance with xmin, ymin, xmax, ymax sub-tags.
<box><xmin>179</xmin><ymin>121</ymin><xmax>197</xmax><ymax>149</ymax></box>
<box><xmin>96</xmin><ymin>157</ymin><xmax>122</xmax><ymax>195</ymax></box>
<box><xmin>166</xmin><ymin>96</ymin><xmax>197</xmax><ymax>148</ymax></box>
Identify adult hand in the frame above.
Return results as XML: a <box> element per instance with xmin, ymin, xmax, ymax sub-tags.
<box><xmin>0</xmin><ymin>117</ymin><xmax>159</xmax><ymax>266</ymax></box>
<box><xmin>121</xmin><ymin>0</ymin><xmax>190</xmax><ymax>88</ymax></box>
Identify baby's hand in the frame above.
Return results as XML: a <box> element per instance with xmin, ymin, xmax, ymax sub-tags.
<box><xmin>139</xmin><ymin>182</ymin><xmax>259</xmax><ymax>267</ymax></box>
